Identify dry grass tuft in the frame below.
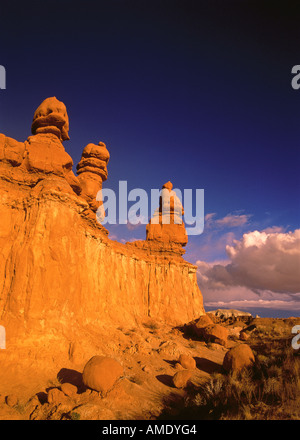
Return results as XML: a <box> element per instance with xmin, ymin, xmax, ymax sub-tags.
<box><xmin>160</xmin><ymin>336</ymin><xmax>300</xmax><ymax>420</ymax></box>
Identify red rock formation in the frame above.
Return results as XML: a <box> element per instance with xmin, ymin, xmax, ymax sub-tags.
<box><xmin>31</xmin><ymin>96</ymin><xmax>70</xmax><ymax>141</ymax></box>
<box><xmin>76</xmin><ymin>141</ymin><xmax>110</xmax><ymax>213</ymax></box>
<box><xmin>0</xmin><ymin>97</ymin><xmax>81</xmax><ymax>194</ymax></box>
<box><xmin>146</xmin><ymin>181</ymin><xmax>188</xmax><ymax>248</ymax></box>
<box><xmin>0</xmin><ymin>97</ymin><xmax>204</xmax><ymax>372</ymax></box>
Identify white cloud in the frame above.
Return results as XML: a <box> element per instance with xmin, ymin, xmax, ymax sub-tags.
<box><xmin>204</xmin><ymin>212</ymin><xmax>251</xmax><ymax>229</ymax></box>
<box><xmin>215</xmin><ymin>213</ymin><xmax>251</xmax><ymax>228</ymax></box>
<box><xmin>196</xmin><ymin>228</ymin><xmax>300</xmax><ymax>312</ymax></box>
<box><xmin>198</xmin><ymin>229</ymin><xmax>300</xmax><ymax>294</ymax></box>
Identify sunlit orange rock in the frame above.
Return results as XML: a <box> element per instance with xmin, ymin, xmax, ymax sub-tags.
<box><xmin>76</xmin><ymin>141</ymin><xmax>110</xmax><ymax>213</ymax></box>
<box><xmin>0</xmin><ymin>134</ymin><xmax>25</xmax><ymax>167</ymax></box>
<box><xmin>201</xmin><ymin>324</ymin><xmax>229</xmax><ymax>347</ymax></box>
<box><xmin>178</xmin><ymin>354</ymin><xmax>196</xmax><ymax>370</ymax></box>
<box><xmin>82</xmin><ymin>356</ymin><xmax>123</xmax><ymax>393</ymax></box>
<box><xmin>172</xmin><ymin>369</ymin><xmax>192</xmax><ymax>388</ymax></box>
<box><xmin>0</xmin><ymin>97</ymin><xmax>81</xmax><ymax>195</ymax></box>
<box><xmin>31</xmin><ymin>96</ymin><xmax>70</xmax><ymax>141</ymax></box>
<box><xmin>146</xmin><ymin>181</ymin><xmax>188</xmax><ymax>247</ymax></box>
<box><xmin>0</xmin><ymin>97</ymin><xmax>205</xmax><ymax>382</ymax></box>
<box><xmin>193</xmin><ymin>314</ymin><xmax>214</xmax><ymax>338</ymax></box>
<box><xmin>223</xmin><ymin>344</ymin><xmax>255</xmax><ymax>373</ymax></box>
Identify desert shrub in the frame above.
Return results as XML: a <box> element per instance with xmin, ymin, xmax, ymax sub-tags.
<box><xmin>70</xmin><ymin>411</ymin><xmax>81</xmax><ymax>420</ymax></box>
<box><xmin>142</xmin><ymin>321</ymin><xmax>160</xmax><ymax>331</ymax></box>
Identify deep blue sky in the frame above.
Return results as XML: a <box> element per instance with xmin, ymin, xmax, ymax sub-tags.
<box><xmin>1</xmin><ymin>0</ymin><xmax>299</xmax><ymax>316</ymax></box>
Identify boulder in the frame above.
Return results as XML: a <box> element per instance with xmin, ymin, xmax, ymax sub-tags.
<box><xmin>60</xmin><ymin>382</ymin><xmax>78</xmax><ymax>397</ymax></box>
<box><xmin>47</xmin><ymin>388</ymin><xmax>67</xmax><ymax>405</ymax></box>
<box><xmin>192</xmin><ymin>314</ymin><xmax>214</xmax><ymax>338</ymax></box>
<box><xmin>5</xmin><ymin>394</ymin><xmax>18</xmax><ymax>407</ymax></box>
<box><xmin>82</xmin><ymin>356</ymin><xmax>123</xmax><ymax>393</ymax></box>
<box><xmin>178</xmin><ymin>354</ymin><xmax>196</xmax><ymax>370</ymax></box>
<box><xmin>223</xmin><ymin>344</ymin><xmax>255</xmax><ymax>373</ymax></box>
<box><xmin>196</xmin><ymin>314</ymin><xmax>214</xmax><ymax>328</ymax></box>
<box><xmin>172</xmin><ymin>370</ymin><xmax>192</xmax><ymax>388</ymax></box>
<box><xmin>202</xmin><ymin>324</ymin><xmax>228</xmax><ymax>346</ymax></box>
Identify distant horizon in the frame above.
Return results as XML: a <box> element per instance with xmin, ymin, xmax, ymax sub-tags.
<box><xmin>204</xmin><ymin>306</ymin><xmax>298</xmax><ymax>319</ymax></box>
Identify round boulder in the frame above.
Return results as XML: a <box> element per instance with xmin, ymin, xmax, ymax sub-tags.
<box><xmin>223</xmin><ymin>344</ymin><xmax>255</xmax><ymax>373</ymax></box>
<box><xmin>172</xmin><ymin>370</ymin><xmax>192</xmax><ymax>388</ymax></box>
<box><xmin>178</xmin><ymin>354</ymin><xmax>196</xmax><ymax>370</ymax></box>
<box><xmin>82</xmin><ymin>356</ymin><xmax>123</xmax><ymax>393</ymax></box>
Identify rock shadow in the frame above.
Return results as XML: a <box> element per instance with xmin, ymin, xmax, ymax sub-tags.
<box><xmin>57</xmin><ymin>368</ymin><xmax>86</xmax><ymax>393</ymax></box>
<box><xmin>195</xmin><ymin>357</ymin><xmax>223</xmax><ymax>374</ymax></box>
<box><xmin>156</xmin><ymin>374</ymin><xmax>174</xmax><ymax>387</ymax></box>
<box><xmin>36</xmin><ymin>391</ymin><xmax>48</xmax><ymax>404</ymax></box>
<box><xmin>163</xmin><ymin>359</ymin><xmax>178</xmax><ymax>367</ymax></box>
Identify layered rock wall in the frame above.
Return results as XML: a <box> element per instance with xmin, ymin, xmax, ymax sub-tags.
<box><xmin>0</xmin><ymin>174</ymin><xmax>204</xmax><ymax>343</ymax></box>
<box><xmin>0</xmin><ymin>97</ymin><xmax>204</xmax><ymax>354</ymax></box>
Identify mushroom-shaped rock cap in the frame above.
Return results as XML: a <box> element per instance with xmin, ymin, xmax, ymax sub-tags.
<box><xmin>31</xmin><ymin>97</ymin><xmax>70</xmax><ymax>141</ymax></box>
<box><xmin>162</xmin><ymin>181</ymin><xmax>173</xmax><ymax>191</ymax></box>
<box><xmin>81</xmin><ymin>142</ymin><xmax>110</xmax><ymax>162</ymax></box>
<box><xmin>76</xmin><ymin>142</ymin><xmax>110</xmax><ymax>181</ymax></box>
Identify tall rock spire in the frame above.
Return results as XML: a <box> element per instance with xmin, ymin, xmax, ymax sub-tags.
<box><xmin>146</xmin><ymin>181</ymin><xmax>188</xmax><ymax>247</ymax></box>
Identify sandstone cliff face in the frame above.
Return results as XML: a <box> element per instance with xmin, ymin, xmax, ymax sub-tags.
<box><xmin>0</xmin><ymin>177</ymin><xmax>203</xmax><ymax>336</ymax></box>
<box><xmin>0</xmin><ymin>97</ymin><xmax>204</xmax><ymax>369</ymax></box>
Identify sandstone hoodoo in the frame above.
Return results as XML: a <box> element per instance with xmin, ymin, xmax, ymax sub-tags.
<box><xmin>76</xmin><ymin>141</ymin><xmax>110</xmax><ymax>214</ymax></box>
<box><xmin>146</xmin><ymin>181</ymin><xmax>188</xmax><ymax>247</ymax></box>
<box><xmin>0</xmin><ymin>97</ymin><xmax>204</xmax><ymax>376</ymax></box>
<box><xmin>31</xmin><ymin>96</ymin><xmax>70</xmax><ymax>141</ymax></box>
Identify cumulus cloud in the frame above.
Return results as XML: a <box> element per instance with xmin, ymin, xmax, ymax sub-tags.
<box><xmin>197</xmin><ymin>229</ymin><xmax>300</xmax><ymax>311</ymax></box>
